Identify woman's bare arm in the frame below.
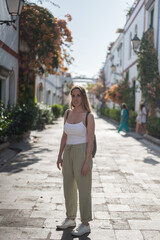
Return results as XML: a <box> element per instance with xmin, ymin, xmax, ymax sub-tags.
<box><xmin>57</xmin><ymin>110</ymin><xmax>68</xmax><ymax>170</ymax></box>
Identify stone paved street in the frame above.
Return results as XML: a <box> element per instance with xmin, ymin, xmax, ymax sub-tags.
<box><xmin>0</xmin><ymin>114</ymin><xmax>160</xmax><ymax>240</ymax></box>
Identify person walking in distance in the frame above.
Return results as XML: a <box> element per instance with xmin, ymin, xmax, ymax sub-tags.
<box><xmin>140</xmin><ymin>103</ymin><xmax>147</xmax><ymax>135</ymax></box>
<box><xmin>118</xmin><ymin>103</ymin><xmax>129</xmax><ymax>133</ymax></box>
<box><xmin>56</xmin><ymin>85</ymin><xmax>95</xmax><ymax>237</ymax></box>
<box><xmin>136</xmin><ymin>102</ymin><xmax>147</xmax><ymax>135</ymax></box>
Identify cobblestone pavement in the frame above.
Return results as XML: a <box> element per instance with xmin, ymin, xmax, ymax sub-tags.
<box><xmin>0</xmin><ymin>114</ymin><xmax>160</xmax><ymax>240</ymax></box>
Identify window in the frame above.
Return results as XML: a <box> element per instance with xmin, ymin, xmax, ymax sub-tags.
<box><xmin>0</xmin><ymin>78</ymin><xmax>5</xmax><ymax>103</ymax></box>
<box><xmin>9</xmin><ymin>74</ymin><xmax>15</xmax><ymax>105</ymax></box>
<box><xmin>135</xmin><ymin>24</ymin><xmax>138</xmax><ymax>35</ymax></box>
<box><xmin>129</xmin><ymin>33</ymin><xmax>132</xmax><ymax>59</ymax></box>
<box><xmin>117</xmin><ymin>43</ymin><xmax>122</xmax><ymax>66</ymax></box>
<box><xmin>150</xmin><ymin>8</ymin><xmax>154</xmax><ymax>28</ymax></box>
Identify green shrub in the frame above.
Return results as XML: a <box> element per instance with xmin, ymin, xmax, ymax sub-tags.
<box><xmin>0</xmin><ymin>102</ymin><xmax>12</xmax><ymax>142</ymax></box>
<box><xmin>0</xmin><ymin>102</ymin><xmax>39</xmax><ymax>142</ymax></box>
<box><xmin>0</xmin><ymin>101</ymin><xmax>56</xmax><ymax>143</ymax></box>
<box><xmin>36</xmin><ymin>103</ymin><xmax>54</xmax><ymax>126</ymax></box>
<box><xmin>52</xmin><ymin>104</ymin><xmax>63</xmax><ymax>118</ymax></box>
<box><xmin>104</xmin><ymin>107</ymin><xmax>110</xmax><ymax>117</ymax></box>
<box><xmin>146</xmin><ymin>116</ymin><xmax>160</xmax><ymax>139</ymax></box>
<box><xmin>62</xmin><ymin>104</ymin><xmax>69</xmax><ymax>116</ymax></box>
<box><xmin>99</xmin><ymin>106</ymin><xmax>104</xmax><ymax>115</ymax></box>
<box><xmin>7</xmin><ymin>102</ymin><xmax>38</xmax><ymax>136</ymax></box>
<box><xmin>109</xmin><ymin>109</ymin><xmax>121</xmax><ymax>122</ymax></box>
<box><xmin>128</xmin><ymin>110</ymin><xmax>137</xmax><ymax>128</ymax></box>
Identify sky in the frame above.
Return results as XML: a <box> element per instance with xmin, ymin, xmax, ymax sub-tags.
<box><xmin>31</xmin><ymin>0</ymin><xmax>135</xmax><ymax>78</ymax></box>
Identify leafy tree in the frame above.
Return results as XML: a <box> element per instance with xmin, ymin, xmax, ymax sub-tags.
<box><xmin>88</xmin><ymin>69</ymin><xmax>106</xmax><ymax>99</ymax></box>
<box><xmin>88</xmin><ymin>82</ymin><xmax>104</xmax><ymax>99</ymax></box>
<box><xmin>104</xmin><ymin>72</ymin><xmax>135</xmax><ymax>109</ymax></box>
<box><xmin>19</xmin><ymin>3</ymin><xmax>73</xmax><ymax>103</ymax></box>
<box><xmin>19</xmin><ymin>4</ymin><xmax>73</xmax><ymax>75</ymax></box>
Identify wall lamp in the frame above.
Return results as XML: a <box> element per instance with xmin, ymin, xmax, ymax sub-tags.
<box><xmin>131</xmin><ymin>33</ymin><xmax>141</xmax><ymax>54</ymax></box>
<box><xmin>0</xmin><ymin>0</ymin><xmax>24</xmax><ymax>26</ymax></box>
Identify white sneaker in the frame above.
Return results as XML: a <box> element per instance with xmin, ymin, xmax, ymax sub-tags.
<box><xmin>71</xmin><ymin>223</ymin><xmax>90</xmax><ymax>237</ymax></box>
<box><xmin>56</xmin><ymin>218</ymin><xmax>76</xmax><ymax>230</ymax></box>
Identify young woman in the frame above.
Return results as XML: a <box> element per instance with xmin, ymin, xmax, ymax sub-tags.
<box><xmin>56</xmin><ymin>85</ymin><xmax>95</xmax><ymax>237</ymax></box>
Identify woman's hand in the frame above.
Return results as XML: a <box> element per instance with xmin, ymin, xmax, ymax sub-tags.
<box><xmin>81</xmin><ymin>161</ymin><xmax>90</xmax><ymax>176</ymax></box>
<box><xmin>57</xmin><ymin>157</ymin><xmax>63</xmax><ymax>170</ymax></box>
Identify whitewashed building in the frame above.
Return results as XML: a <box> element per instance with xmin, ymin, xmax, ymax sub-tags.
<box><xmin>122</xmin><ymin>0</ymin><xmax>145</xmax><ymax>111</ymax></box>
<box><xmin>104</xmin><ymin>32</ymin><xmax>123</xmax><ymax>109</ymax></box>
<box><xmin>35</xmin><ymin>73</ymin><xmax>72</xmax><ymax>106</ymax></box>
<box><xmin>0</xmin><ymin>0</ymin><xmax>19</xmax><ymax>106</ymax></box>
<box><xmin>104</xmin><ymin>0</ymin><xmax>160</xmax><ymax>112</ymax></box>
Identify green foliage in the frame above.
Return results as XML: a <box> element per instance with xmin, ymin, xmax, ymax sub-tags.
<box><xmin>118</xmin><ymin>72</ymin><xmax>135</xmax><ymax>110</ymax></box>
<box><xmin>0</xmin><ymin>102</ymin><xmax>12</xmax><ymax>142</ymax></box>
<box><xmin>7</xmin><ymin>102</ymin><xmax>38</xmax><ymax>136</ymax></box>
<box><xmin>101</xmin><ymin>106</ymin><xmax>121</xmax><ymax>122</ymax></box>
<box><xmin>0</xmin><ymin>102</ymin><xmax>54</xmax><ymax>143</ymax></box>
<box><xmin>35</xmin><ymin>103</ymin><xmax>54</xmax><ymax>128</ymax></box>
<box><xmin>62</xmin><ymin>104</ymin><xmax>69</xmax><ymax>116</ymax></box>
<box><xmin>101</xmin><ymin>106</ymin><xmax>137</xmax><ymax>128</ymax></box>
<box><xmin>105</xmin><ymin>72</ymin><xmax>136</xmax><ymax>110</ymax></box>
<box><xmin>0</xmin><ymin>102</ymin><xmax>38</xmax><ymax>143</ymax></box>
<box><xmin>128</xmin><ymin>110</ymin><xmax>137</xmax><ymax>128</ymax></box>
<box><xmin>137</xmin><ymin>30</ymin><xmax>160</xmax><ymax>106</ymax></box>
<box><xmin>146</xmin><ymin>116</ymin><xmax>160</xmax><ymax>139</ymax></box>
<box><xmin>109</xmin><ymin>109</ymin><xmax>121</xmax><ymax>122</ymax></box>
<box><xmin>104</xmin><ymin>107</ymin><xmax>110</xmax><ymax>117</ymax></box>
<box><xmin>52</xmin><ymin>104</ymin><xmax>63</xmax><ymax>118</ymax></box>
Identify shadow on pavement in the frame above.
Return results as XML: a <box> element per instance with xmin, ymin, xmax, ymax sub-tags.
<box><xmin>57</xmin><ymin>228</ymin><xmax>91</xmax><ymax>240</ymax></box>
<box><xmin>98</xmin><ymin>115</ymin><xmax>160</xmax><ymax>158</ymax></box>
<box><xmin>144</xmin><ymin>157</ymin><xmax>160</xmax><ymax>165</ymax></box>
<box><xmin>0</xmin><ymin>141</ymin><xmax>52</xmax><ymax>174</ymax></box>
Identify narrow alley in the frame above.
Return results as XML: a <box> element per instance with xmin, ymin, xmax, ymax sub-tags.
<box><xmin>0</xmin><ymin>115</ymin><xmax>160</xmax><ymax>240</ymax></box>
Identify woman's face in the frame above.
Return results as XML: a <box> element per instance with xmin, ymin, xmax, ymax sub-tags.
<box><xmin>71</xmin><ymin>88</ymin><xmax>82</xmax><ymax>108</ymax></box>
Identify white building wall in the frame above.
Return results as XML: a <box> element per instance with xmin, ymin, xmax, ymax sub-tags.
<box><xmin>104</xmin><ymin>55</ymin><xmax>111</xmax><ymax>87</ymax></box>
<box><xmin>0</xmin><ymin>0</ymin><xmax>19</xmax><ymax>106</ymax></box>
<box><xmin>104</xmin><ymin>33</ymin><xmax>123</xmax><ymax>109</ymax></box>
<box><xmin>103</xmin><ymin>0</ymin><xmax>160</xmax><ymax>113</ymax></box>
<box><xmin>123</xmin><ymin>0</ymin><xmax>145</xmax><ymax>72</ymax></box>
<box><xmin>35</xmin><ymin>73</ymin><xmax>72</xmax><ymax>105</ymax></box>
<box><xmin>123</xmin><ymin>0</ymin><xmax>145</xmax><ymax>112</ymax></box>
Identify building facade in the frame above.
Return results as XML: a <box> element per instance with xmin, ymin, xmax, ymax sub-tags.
<box><xmin>35</xmin><ymin>73</ymin><xmax>72</xmax><ymax>106</ymax></box>
<box><xmin>104</xmin><ymin>0</ymin><xmax>160</xmax><ymax>112</ymax></box>
<box><xmin>0</xmin><ymin>0</ymin><xmax>19</xmax><ymax>107</ymax></box>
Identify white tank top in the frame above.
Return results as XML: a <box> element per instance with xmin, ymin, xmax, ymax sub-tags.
<box><xmin>64</xmin><ymin>121</ymin><xmax>87</xmax><ymax>145</ymax></box>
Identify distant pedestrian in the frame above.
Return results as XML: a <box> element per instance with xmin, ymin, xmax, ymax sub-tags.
<box><xmin>56</xmin><ymin>85</ymin><xmax>95</xmax><ymax>237</ymax></box>
<box><xmin>118</xmin><ymin>103</ymin><xmax>129</xmax><ymax>133</ymax></box>
<box><xmin>136</xmin><ymin>102</ymin><xmax>147</xmax><ymax>135</ymax></box>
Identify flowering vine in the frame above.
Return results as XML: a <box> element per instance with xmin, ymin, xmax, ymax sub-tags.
<box><xmin>19</xmin><ymin>4</ymin><xmax>73</xmax><ymax>76</ymax></box>
<box><xmin>104</xmin><ymin>73</ymin><xmax>135</xmax><ymax>109</ymax></box>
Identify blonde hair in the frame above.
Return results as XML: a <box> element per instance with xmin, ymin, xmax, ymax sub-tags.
<box><xmin>69</xmin><ymin>85</ymin><xmax>92</xmax><ymax>112</ymax></box>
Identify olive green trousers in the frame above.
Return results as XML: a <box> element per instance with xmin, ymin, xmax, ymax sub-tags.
<box><xmin>62</xmin><ymin>143</ymin><xmax>92</xmax><ymax>222</ymax></box>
